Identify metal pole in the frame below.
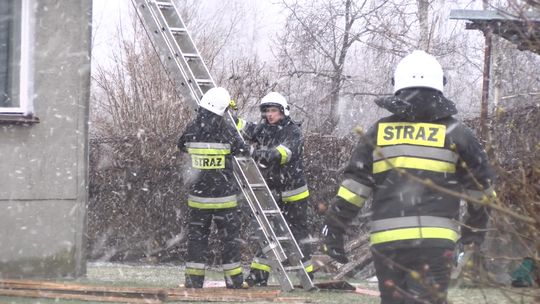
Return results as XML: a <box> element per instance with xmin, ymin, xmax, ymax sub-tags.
<box><xmin>480</xmin><ymin>0</ymin><xmax>492</xmax><ymax>140</ymax></box>
<box><xmin>480</xmin><ymin>26</ymin><xmax>492</xmax><ymax>140</ymax></box>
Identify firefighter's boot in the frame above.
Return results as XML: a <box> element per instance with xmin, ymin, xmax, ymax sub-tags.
<box><xmin>226</xmin><ymin>273</ymin><xmax>247</xmax><ymax>289</ymax></box>
<box><xmin>245</xmin><ymin>269</ymin><xmax>269</xmax><ymax>287</ymax></box>
<box><xmin>185</xmin><ymin>274</ymin><xmax>204</xmax><ymax>288</ymax></box>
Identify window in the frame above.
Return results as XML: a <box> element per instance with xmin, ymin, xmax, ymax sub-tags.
<box><xmin>0</xmin><ymin>0</ymin><xmax>34</xmax><ymax>116</ymax></box>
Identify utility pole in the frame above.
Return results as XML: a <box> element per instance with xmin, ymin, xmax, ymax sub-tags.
<box><xmin>480</xmin><ymin>0</ymin><xmax>492</xmax><ymax>140</ymax></box>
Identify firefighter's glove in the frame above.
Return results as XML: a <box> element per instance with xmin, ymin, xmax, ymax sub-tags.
<box><xmin>458</xmin><ymin>234</ymin><xmax>483</xmax><ymax>247</ymax></box>
<box><xmin>237</xmin><ymin>145</ymin><xmax>254</xmax><ymax>158</ymax></box>
<box><xmin>459</xmin><ymin>225</ymin><xmax>486</xmax><ymax>247</ymax></box>
<box><xmin>322</xmin><ymin>224</ymin><xmax>348</xmax><ymax>264</ymax></box>
<box><xmin>229</xmin><ymin>99</ymin><xmax>238</xmax><ymax>110</ymax></box>
<box><xmin>251</xmin><ymin>149</ymin><xmax>262</xmax><ymax>161</ymax></box>
<box><xmin>251</xmin><ymin>149</ymin><xmax>269</xmax><ymax>168</ymax></box>
<box><xmin>248</xmin><ymin>145</ymin><xmax>256</xmax><ymax>157</ymax></box>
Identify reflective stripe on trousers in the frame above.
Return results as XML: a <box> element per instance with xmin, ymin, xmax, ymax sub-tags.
<box><xmin>185</xmin><ymin>262</ymin><xmax>205</xmax><ymax>276</ymax></box>
<box><xmin>251</xmin><ymin>257</ymin><xmax>272</xmax><ymax>273</ymax></box>
<box><xmin>223</xmin><ymin>262</ymin><xmax>243</xmax><ymax>276</ymax></box>
<box><xmin>281</xmin><ymin>185</ymin><xmax>309</xmax><ymax>202</ymax></box>
<box><xmin>250</xmin><ymin>258</ymin><xmax>314</xmax><ymax>273</ymax></box>
<box><xmin>303</xmin><ymin>260</ymin><xmax>314</xmax><ymax>273</ymax></box>
<box><xmin>465</xmin><ymin>185</ymin><xmax>496</xmax><ymax>209</ymax></box>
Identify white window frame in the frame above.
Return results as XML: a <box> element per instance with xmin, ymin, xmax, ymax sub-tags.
<box><xmin>0</xmin><ymin>0</ymin><xmax>34</xmax><ymax>116</ymax></box>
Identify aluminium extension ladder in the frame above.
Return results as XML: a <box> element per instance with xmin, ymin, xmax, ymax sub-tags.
<box><xmin>130</xmin><ymin>0</ymin><xmax>314</xmax><ymax>292</ymax></box>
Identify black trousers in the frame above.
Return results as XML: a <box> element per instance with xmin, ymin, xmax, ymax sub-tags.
<box><xmin>251</xmin><ymin>198</ymin><xmax>312</xmax><ymax>270</ymax></box>
<box><xmin>372</xmin><ymin>246</ymin><xmax>454</xmax><ymax>304</ymax></box>
<box><xmin>280</xmin><ymin>199</ymin><xmax>312</xmax><ymax>262</ymax></box>
<box><xmin>185</xmin><ymin>207</ymin><xmax>242</xmax><ymax>284</ymax></box>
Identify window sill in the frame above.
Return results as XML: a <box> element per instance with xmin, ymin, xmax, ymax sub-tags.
<box><xmin>0</xmin><ymin>114</ymin><xmax>40</xmax><ymax>124</ymax></box>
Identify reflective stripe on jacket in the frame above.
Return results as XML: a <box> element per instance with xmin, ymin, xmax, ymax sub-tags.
<box><xmin>187</xmin><ymin>194</ymin><xmax>237</xmax><ymax>209</ymax></box>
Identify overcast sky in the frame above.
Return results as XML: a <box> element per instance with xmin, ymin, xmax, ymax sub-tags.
<box><xmin>91</xmin><ymin>0</ymin><xmax>285</xmax><ymax>68</ymax></box>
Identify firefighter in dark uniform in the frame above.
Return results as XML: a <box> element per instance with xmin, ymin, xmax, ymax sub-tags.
<box><xmin>236</xmin><ymin>92</ymin><xmax>314</xmax><ymax>286</ymax></box>
<box><xmin>323</xmin><ymin>50</ymin><xmax>496</xmax><ymax>303</ymax></box>
<box><xmin>177</xmin><ymin>87</ymin><xmax>249</xmax><ymax>289</ymax></box>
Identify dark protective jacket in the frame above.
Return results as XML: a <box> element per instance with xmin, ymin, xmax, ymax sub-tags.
<box><xmin>177</xmin><ymin>108</ymin><xmax>248</xmax><ymax>209</ymax></box>
<box><xmin>237</xmin><ymin>116</ymin><xmax>309</xmax><ymax>202</ymax></box>
<box><xmin>326</xmin><ymin>88</ymin><xmax>496</xmax><ymax>250</ymax></box>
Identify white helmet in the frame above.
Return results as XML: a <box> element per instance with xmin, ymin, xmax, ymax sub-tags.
<box><xmin>260</xmin><ymin>92</ymin><xmax>289</xmax><ymax>116</ymax></box>
<box><xmin>393</xmin><ymin>50</ymin><xmax>445</xmax><ymax>94</ymax></box>
<box><xmin>199</xmin><ymin>87</ymin><xmax>231</xmax><ymax>116</ymax></box>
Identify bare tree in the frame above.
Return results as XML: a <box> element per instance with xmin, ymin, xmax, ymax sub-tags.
<box><xmin>417</xmin><ymin>0</ymin><xmax>430</xmax><ymax>51</ymax></box>
<box><xmin>89</xmin><ymin>12</ymin><xmax>194</xmax><ymax>261</ymax></box>
<box><xmin>175</xmin><ymin>0</ymin><xmax>276</xmax><ymax>114</ymax></box>
<box><xmin>275</xmin><ymin>0</ymin><xmax>390</xmax><ymax>134</ymax></box>
<box><xmin>221</xmin><ymin>57</ymin><xmax>276</xmax><ymax>116</ymax></box>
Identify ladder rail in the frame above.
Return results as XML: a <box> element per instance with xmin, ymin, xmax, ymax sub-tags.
<box><xmin>233</xmin><ymin>159</ymin><xmax>288</xmax><ymax>261</ymax></box>
<box><xmin>151</xmin><ymin>0</ymin><xmax>216</xmax><ymax>96</ymax></box>
<box><xmin>233</xmin><ymin>168</ymin><xmax>295</xmax><ymax>291</ymax></box>
<box><xmin>233</xmin><ymin>156</ymin><xmax>312</xmax><ymax>291</ymax></box>
<box><xmin>132</xmin><ymin>0</ymin><xmax>214</xmax><ymax>106</ymax></box>
<box><xmin>132</xmin><ymin>0</ymin><xmax>248</xmax><ymax>145</ymax></box>
<box><xmin>131</xmin><ymin>0</ymin><xmax>198</xmax><ymax>107</ymax></box>
<box><xmin>234</xmin><ymin>158</ymin><xmax>307</xmax><ymax>262</ymax></box>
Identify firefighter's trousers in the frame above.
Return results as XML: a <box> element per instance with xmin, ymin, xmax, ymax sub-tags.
<box><xmin>248</xmin><ymin>198</ymin><xmax>313</xmax><ymax>285</ymax></box>
<box><xmin>372</xmin><ymin>246</ymin><xmax>454</xmax><ymax>304</ymax></box>
<box><xmin>185</xmin><ymin>207</ymin><xmax>243</xmax><ymax>288</ymax></box>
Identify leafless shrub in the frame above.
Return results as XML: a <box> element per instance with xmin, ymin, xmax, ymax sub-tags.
<box><xmin>88</xmin><ymin>16</ymin><xmax>192</xmax><ymax>262</ymax></box>
<box><xmin>470</xmin><ymin>106</ymin><xmax>540</xmax><ymax>289</ymax></box>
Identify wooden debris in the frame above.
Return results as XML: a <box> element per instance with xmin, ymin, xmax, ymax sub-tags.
<box><xmin>0</xmin><ymin>279</ymin><xmax>167</xmax><ymax>297</ymax></box>
<box><xmin>0</xmin><ymin>279</ymin><xmax>309</xmax><ymax>303</ymax></box>
<box><xmin>0</xmin><ymin>280</ymin><xmax>167</xmax><ymax>303</ymax></box>
<box><xmin>313</xmin><ymin>234</ymin><xmax>373</xmax><ymax>280</ymax></box>
<box><xmin>167</xmin><ymin>287</ymin><xmax>287</xmax><ymax>302</ymax></box>
<box><xmin>313</xmin><ymin>280</ymin><xmax>355</xmax><ymax>291</ymax></box>
<box><xmin>0</xmin><ymin>279</ymin><xmax>166</xmax><ymax>302</ymax></box>
<box><xmin>0</xmin><ymin>288</ymin><xmax>162</xmax><ymax>303</ymax></box>
<box><xmin>315</xmin><ymin>234</ymin><xmax>373</xmax><ymax>280</ymax></box>
<box><xmin>311</xmin><ymin>255</ymin><xmax>338</xmax><ymax>273</ymax></box>
<box><xmin>354</xmin><ymin>287</ymin><xmax>380</xmax><ymax>297</ymax></box>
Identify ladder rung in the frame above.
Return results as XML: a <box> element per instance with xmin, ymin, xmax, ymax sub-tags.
<box><xmin>262</xmin><ymin>243</ymin><xmax>278</xmax><ymax>254</ymax></box>
<box><xmin>156</xmin><ymin>1</ymin><xmax>173</xmax><ymax>9</ymax></box>
<box><xmin>284</xmin><ymin>266</ymin><xmax>304</xmax><ymax>271</ymax></box>
<box><xmin>183</xmin><ymin>53</ymin><xmax>200</xmax><ymax>59</ymax></box>
<box><xmin>195</xmin><ymin>78</ymin><xmax>212</xmax><ymax>84</ymax></box>
<box><xmin>170</xmin><ymin>27</ymin><xmax>187</xmax><ymax>35</ymax></box>
<box><xmin>263</xmin><ymin>209</ymin><xmax>281</xmax><ymax>215</ymax></box>
<box><xmin>276</xmin><ymin>236</ymin><xmax>291</xmax><ymax>242</ymax></box>
<box><xmin>249</xmin><ymin>183</ymin><xmax>266</xmax><ymax>188</ymax></box>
